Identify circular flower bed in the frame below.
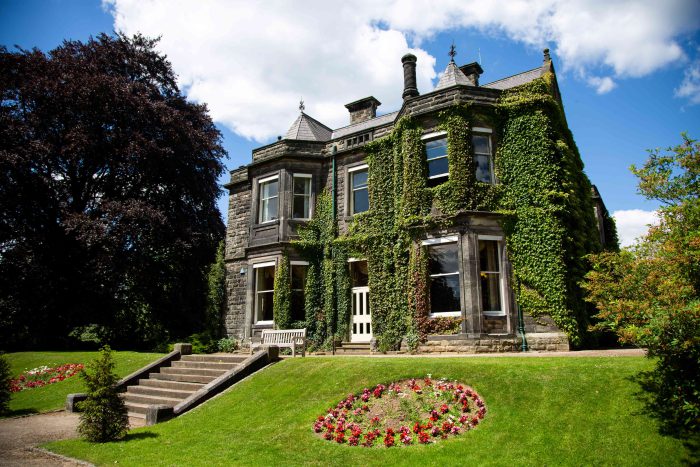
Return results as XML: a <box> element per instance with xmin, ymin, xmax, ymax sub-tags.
<box><xmin>313</xmin><ymin>376</ymin><xmax>486</xmax><ymax>447</ymax></box>
<box><xmin>10</xmin><ymin>364</ymin><xmax>84</xmax><ymax>392</ymax></box>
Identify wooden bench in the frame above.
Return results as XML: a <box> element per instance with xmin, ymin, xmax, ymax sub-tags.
<box><xmin>250</xmin><ymin>329</ymin><xmax>306</xmax><ymax>357</ymax></box>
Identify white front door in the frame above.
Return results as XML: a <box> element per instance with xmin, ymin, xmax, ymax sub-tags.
<box><xmin>351</xmin><ymin>286</ymin><xmax>372</xmax><ymax>342</ymax></box>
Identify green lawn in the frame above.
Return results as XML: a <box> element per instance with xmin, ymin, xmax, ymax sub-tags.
<box><xmin>46</xmin><ymin>356</ymin><xmax>690</xmax><ymax>466</ymax></box>
<box><xmin>5</xmin><ymin>351</ymin><xmax>163</xmax><ymax>416</ymax></box>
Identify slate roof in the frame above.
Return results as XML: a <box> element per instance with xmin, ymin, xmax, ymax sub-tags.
<box><xmin>284</xmin><ymin>112</ymin><xmax>333</xmax><ymax>142</ymax></box>
<box><xmin>482</xmin><ymin>67</ymin><xmax>543</xmax><ymax>90</ymax></box>
<box><xmin>434</xmin><ymin>60</ymin><xmax>472</xmax><ymax>91</ymax></box>
<box><xmin>331</xmin><ymin>111</ymin><xmax>398</xmax><ymax>139</ymax></box>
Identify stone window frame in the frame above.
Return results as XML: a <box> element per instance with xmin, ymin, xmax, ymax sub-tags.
<box><xmin>422</xmin><ymin>130</ymin><xmax>448</xmax><ymax>186</ymax></box>
<box><xmin>477</xmin><ymin>235</ymin><xmax>506</xmax><ymax>317</ymax></box>
<box><xmin>252</xmin><ymin>259</ymin><xmax>276</xmax><ymax>325</ymax></box>
<box><xmin>422</xmin><ymin>235</ymin><xmax>463</xmax><ymax>318</ymax></box>
<box><xmin>472</xmin><ymin>127</ymin><xmax>495</xmax><ymax>184</ymax></box>
<box><xmin>347</xmin><ymin>163</ymin><xmax>369</xmax><ymax>216</ymax></box>
<box><xmin>291</xmin><ymin>173</ymin><xmax>313</xmax><ymax>220</ymax></box>
<box><xmin>257</xmin><ymin>174</ymin><xmax>280</xmax><ymax>224</ymax></box>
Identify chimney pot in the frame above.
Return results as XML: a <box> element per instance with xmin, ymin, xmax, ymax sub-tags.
<box><xmin>543</xmin><ymin>48</ymin><xmax>551</xmax><ymax>63</ymax></box>
<box><xmin>401</xmin><ymin>53</ymin><xmax>419</xmax><ymax>100</ymax></box>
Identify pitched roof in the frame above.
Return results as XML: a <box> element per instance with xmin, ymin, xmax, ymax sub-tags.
<box><xmin>434</xmin><ymin>60</ymin><xmax>472</xmax><ymax>91</ymax></box>
<box><xmin>331</xmin><ymin>111</ymin><xmax>398</xmax><ymax>139</ymax></box>
<box><xmin>284</xmin><ymin>112</ymin><xmax>332</xmax><ymax>142</ymax></box>
<box><xmin>482</xmin><ymin>67</ymin><xmax>543</xmax><ymax>90</ymax></box>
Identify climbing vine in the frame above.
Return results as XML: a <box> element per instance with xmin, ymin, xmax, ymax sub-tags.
<box><xmin>272</xmin><ymin>254</ymin><xmax>291</xmax><ymax>329</ymax></box>
<box><xmin>289</xmin><ymin>72</ymin><xmax>616</xmax><ymax>349</ymax></box>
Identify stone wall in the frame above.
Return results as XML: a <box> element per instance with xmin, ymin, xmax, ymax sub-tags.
<box><xmin>224</xmin><ymin>260</ymin><xmax>248</xmax><ymax>340</ymax></box>
<box><xmin>225</xmin><ymin>181</ymin><xmax>251</xmax><ymax>261</ymax></box>
<box><xmin>416</xmin><ymin>332</ymin><xmax>569</xmax><ymax>353</ymax></box>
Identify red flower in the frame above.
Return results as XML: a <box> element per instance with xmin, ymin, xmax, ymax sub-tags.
<box><xmin>440</xmin><ymin>404</ymin><xmax>449</xmax><ymax>414</ymax></box>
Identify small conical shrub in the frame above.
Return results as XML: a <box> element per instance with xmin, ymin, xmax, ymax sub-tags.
<box><xmin>0</xmin><ymin>354</ymin><xmax>11</xmax><ymax>415</ymax></box>
<box><xmin>77</xmin><ymin>346</ymin><xmax>129</xmax><ymax>442</ymax></box>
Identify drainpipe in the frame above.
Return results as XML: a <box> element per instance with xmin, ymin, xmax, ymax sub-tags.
<box><xmin>516</xmin><ymin>282</ymin><xmax>528</xmax><ymax>351</ymax></box>
<box><xmin>331</xmin><ymin>145</ymin><xmax>337</xmax><ymax>355</ymax></box>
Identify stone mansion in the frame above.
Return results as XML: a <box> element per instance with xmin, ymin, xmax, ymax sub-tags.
<box><xmin>223</xmin><ymin>48</ymin><xmax>615</xmax><ymax>353</ymax></box>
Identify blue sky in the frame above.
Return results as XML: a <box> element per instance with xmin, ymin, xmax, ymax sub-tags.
<box><xmin>2</xmin><ymin>0</ymin><xmax>699</xmax><ymax>246</ymax></box>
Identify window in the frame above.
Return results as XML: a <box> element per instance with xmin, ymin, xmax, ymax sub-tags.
<box><xmin>258</xmin><ymin>176</ymin><xmax>279</xmax><ymax>223</ymax></box>
<box><xmin>479</xmin><ymin>239</ymin><xmax>504</xmax><ymax>315</ymax></box>
<box><xmin>473</xmin><ymin>134</ymin><xmax>494</xmax><ymax>183</ymax></box>
<box><xmin>292</xmin><ymin>174</ymin><xmax>312</xmax><ymax>219</ymax></box>
<box><xmin>349</xmin><ymin>165</ymin><xmax>369</xmax><ymax>214</ymax></box>
<box><xmin>346</xmin><ymin>132</ymin><xmax>371</xmax><ymax>148</ymax></box>
<box><xmin>424</xmin><ymin>132</ymin><xmax>448</xmax><ymax>187</ymax></box>
<box><xmin>424</xmin><ymin>237</ymin><xmax>461</xmax><ymax>316</ymax></box>
<box><xmin>254</xmin><ymin>263</ymin><xmax>275</xmax><ymax>323</ymax></box>
<box><xmin>290</xmin><ymin>262</ymin><xmax>308</xmax><ymax>322</ymax></box>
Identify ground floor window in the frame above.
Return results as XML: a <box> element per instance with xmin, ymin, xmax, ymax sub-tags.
<box><xmin>290</xmin><ymin>262</ymin><xmax>308</xmax><ymax>322</ymax></box>
<box><xmin>478</xmin><ymin>238</ymin><xmax>504</xmax><ymax>316</ymax></box>
<box><xmin>254</xmin><ymin>263</ymin><xmax>275</xmax><ymax>323</ymax></box>
<box><xmin>424</xmin><ymin>236</ymin><xmax>461</xmax><ymax>316</ymax></box>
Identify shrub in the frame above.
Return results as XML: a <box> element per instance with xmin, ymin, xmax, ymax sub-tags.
<box><xmin>77</xmin><ymin>346</ymin><xmax>129</xmax><ymax>442</ymax></box>
<box><xmin>186</xmin><ymin>332</ymin><xmax>218</xmax><ymax>354</ymax></box>
<box><xmin>584</xmin><ymin>134</ymin><xmax>700</xmax><ymax>438</ymax></box>
<box><xmin>217</xmin><ymin>338</ymin><xmax>237</xmax><ymax>353</ymax></box>
<box><xmin>0</xmin><ymin>354</ymin><xmax>10</xmax><ymax>415</ymax></box>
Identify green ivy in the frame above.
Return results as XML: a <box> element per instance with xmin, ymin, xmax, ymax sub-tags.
<box><xmin>288</xmin><ymin>73</ymin><xmax>616</xmax><ymax>349</ymax></box>
<box><xmin>272</xmin><ymin>254</ymin><xmax>291</xmax><ymax>329</ymax></box>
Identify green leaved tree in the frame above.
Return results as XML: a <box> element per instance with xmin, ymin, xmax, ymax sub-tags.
<box><xmin>583</xmin><ymin>133</ymin><xmax>700</xmax><ymax>438</ymax></box>
<box><xmin>77</xmin><ymin>346</ymin><xmax>129</xmax><ymax>442</ymax></box>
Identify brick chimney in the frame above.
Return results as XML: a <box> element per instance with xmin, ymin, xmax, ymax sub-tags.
<box><xmin>345</xmin><ymin>96</ymin><xmax>381</xmax><ymax>125</ymax></box>
<box><xmin>401</xmin><ymin>53</ymin><xmax>419</xmax><ymax>100</ymax></box>
<box><xmin>459</xmin><ymin>62</ymin><xmax>484</xmax><ymax>86</ymax></box>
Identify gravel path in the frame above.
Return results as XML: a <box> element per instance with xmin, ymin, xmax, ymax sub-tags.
<box><xmin>0</xmin><ymin>411</ymin><xmax>83</xmax><ymax>466</ymax></box>
<box><xmin>0</xmin><ymin>412</ymin><xmax>146</xmax><ymax>466</ymax></box>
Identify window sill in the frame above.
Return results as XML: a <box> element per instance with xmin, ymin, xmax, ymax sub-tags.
<box><xmin>483</xmin><ymin>311</ymin><xmax>506</xmax><ymax>317</ymax></box>
<box><xmin>253</xmin><ymin>321</ymin><xmax>274</xmax><ymax>326</ymax></box>
<box><xmin>429</xmin><ymin>311</ymin><xmax>462</xmax><ymax>318</ymax></box>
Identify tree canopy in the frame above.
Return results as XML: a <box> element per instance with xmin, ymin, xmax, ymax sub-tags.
<box><xmin>0</xmin><ymin>33</ymin><xmax>226</xmax><ymax>349</ymax></box>
<box><xmin>583</xmin><ymin>134</ymin><xmax>700</xmax><ymax>438</ymax></box>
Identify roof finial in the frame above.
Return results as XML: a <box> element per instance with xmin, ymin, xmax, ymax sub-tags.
<box><xmin>299</xmin><ymin>98</ymin><xmax>305</xmax><ymax>113</ymax></box>
<box><xmin>448</xmin><ymin>42</ymin><xmax>457</xmax><ymax>62</ymax></box>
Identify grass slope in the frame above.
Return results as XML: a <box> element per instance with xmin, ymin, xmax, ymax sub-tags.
<box><xmin>46</xmin><ymin>356</ymin><xmax>689</xmax><ymax>466</ymax></box>
<box><xmin>6</xmin><ymin>351</ymin><xmax>163</xmax><ymax>416</ymax></box>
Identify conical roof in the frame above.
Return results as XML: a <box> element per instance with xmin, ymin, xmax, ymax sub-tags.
<box><xmin>284</xmin><ymin>112</ymin><xmax>332</xmax><ymax>141</ymax></box>
<box><xmin>434</xmin><ymin>60</ymin><xmax>472</xmax><ymax>90</ymax></box>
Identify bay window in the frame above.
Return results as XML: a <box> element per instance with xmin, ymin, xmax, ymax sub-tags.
<box><xmin>254</xmin><ymin>262</ymin><xmax>275</xmax><ymax>323</ymax></box>
<box><xmin>478</xmin><ymin>238</ymin><xmax>504</xmax><ymax>315</ymax></box>
<box><xmin>424</xmin><ymin>236</ymin><xmax>461</xmax><ymax>316</ymax></box>
<box><xmin>423</xmin><ymin>132</ymin><xmax>448</xmax><ymax>187</ymax></box>
<box><xmin>292</xmin><ymin>174</ymin><xmax>312</xmax><ymax>220</ymax></box>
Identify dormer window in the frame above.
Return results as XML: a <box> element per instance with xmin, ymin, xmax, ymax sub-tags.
<box><xmin>423</xmin><ymin>131</ymin><xmax>448</xmax><ymax>187</ymax></box>
<box><xmin>258</xmin><ymin>175</ymin><xmax>279</xmax><ymax>223</ymax></box>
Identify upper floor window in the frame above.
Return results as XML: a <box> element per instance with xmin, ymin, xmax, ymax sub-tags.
<box><xmin>349</xmin><ymin>165</ymin><xmax>369</xmax><ymax>214</ymax></box>
<box><xmin>424</xmin><ymin>132</ymin><xmax>448</xmax><ymax>187</ymax></box>
<box><xmin>292</xmin><ymin>174</ymin><xmax>312</xmax><ymax>220</ymax></box>
<box><xmin>423</xmin><ymin>236</ymin><xmax>461</xmax><ymax>317</ymax></box>
<box><xmin>258</xmin><ymin>175</ymin><xmax>279</xmax><ymax>223</ymax></box>
<box><xmin>478</xmin><ymin>237</ymin><xmax>504</xmax><ymax>316</ymax></box>
<box><xmin>473</xmin><ymin>131</ymin><xmax>494</xmax><ymax>183</ymax></box>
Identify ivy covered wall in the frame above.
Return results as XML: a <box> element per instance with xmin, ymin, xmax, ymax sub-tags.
<box><xmin>279</xmin><ymin>73</ymin><xmax>615</xmax><ymax>350</ymax></box>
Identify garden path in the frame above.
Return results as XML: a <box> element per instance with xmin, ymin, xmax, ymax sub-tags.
<box><xmin>0</xmin><ymin>411</ymin><xmax>146</xmax><ymax>466</ymax></box>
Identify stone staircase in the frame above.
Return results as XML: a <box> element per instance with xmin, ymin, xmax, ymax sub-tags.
<box><xmin>122</xmin><ymin>353</ymin><xmax>246</xmax><ymax>420</ymax></box>
<box><xmin>334</xmin><ymin>342</ymin><xmax>371</xmax><ymax>355</ymax></box>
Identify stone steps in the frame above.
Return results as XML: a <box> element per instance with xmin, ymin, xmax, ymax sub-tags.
<box><xmin>171</xmin><ymin>360</ymin><xmax>238</xmax><ymax>370</ymax></box>
<box><xmin>123</xmin><ymin>353</ymin><xmax>243</xmax><ymax>420</ymax></box>
<box><xmin>335</xmin><ymin>342</ymin><xmax>371</xmax><ymax>355</ymax></box>
<box><xmin>148</xmin><ymin>372</ymin><xmax>218</xmax><ymax>384</ymax></box>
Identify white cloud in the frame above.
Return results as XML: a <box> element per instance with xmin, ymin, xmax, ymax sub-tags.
<box><xmin>675</xmin><ymin>59</ymin><xmax>700</xmax><ymax>104</ymax></box>
<box><xmin>613</xmin><ymin>209</ymin><xmax>660</xmax><ymax>248</ymax></box>
<box><xmin>104</xmin><ymin>0</ymin><xmax>700</xmax><ymax>141</ymax></box>
<box><xmin>586</xmin><ymin>76</ymin><xmax>616</xmax><ymax>94</ymax></box>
